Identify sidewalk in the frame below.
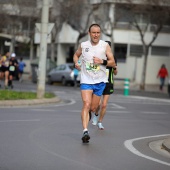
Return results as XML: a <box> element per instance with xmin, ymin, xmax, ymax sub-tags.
<box><xmin>162</xmin><ymin>138</ymin><xmax>170</xmax><ymax>153</ymax></box>
<box><xmin>0</xmin><ymin>97</ymin><xmax>61</xmax><ymax>107</ymax></box>
<box><xmin>114</xmin><ymin>80</ymin><xmax>169</xmax><ymax>94</ymax></box>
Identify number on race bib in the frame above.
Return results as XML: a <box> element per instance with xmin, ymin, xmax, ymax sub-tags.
<box><xmin>9</xmin><ymin>66</ymin><xmax>15</xmax><ymax>71</ymax></box>
<box><xmin>86</xmin><ymin>62</ymin><xmax>100</xmax><ymax>72</ymax></box>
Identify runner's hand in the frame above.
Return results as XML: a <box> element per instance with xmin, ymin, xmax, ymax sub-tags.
<box><xmin>93</xmin><ymin>57</ymin><xmax>102</xmax><ymax>65</ymax></box>
<box><xmin>75</xmin><ymin>62</ymin><xmax>81</xmax><ymax>70</ymax></box>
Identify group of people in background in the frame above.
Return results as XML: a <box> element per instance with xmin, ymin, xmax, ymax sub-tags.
<box><xmin>0</xmin><ymin>51</ymin><xmax>26</xmax><ymax>89</ymax></box>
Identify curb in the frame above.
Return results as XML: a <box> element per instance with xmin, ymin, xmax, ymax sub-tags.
<box><xmin>162</xmin><ymin>138</ymin><xmax>170</xmax><ymax>153</ymax></box>
<box><xmin>0</xmin><ymin>97</ymin><xmax>61</xmax><ymax>108</ymax></box>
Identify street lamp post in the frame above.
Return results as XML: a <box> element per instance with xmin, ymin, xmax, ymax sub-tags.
<box><xmin>37</xmin><ymin>0</ymin><xmax>49</xmax><ymax>99</ymax></box>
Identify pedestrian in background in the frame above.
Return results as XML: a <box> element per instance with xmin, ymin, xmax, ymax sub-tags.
<box><xmin>73</xmin><ymin>67</ymin><xmax>79</xmax><ymax>87</ymax></box>
<box><xmin>18</xmin><ymin>57</ymin><xmax>26</xmax><ymax>82</ymax></box>
<box><xmin>0</xmin><ymin>53</ymin><xmax>2</xmax><ymax>88</ymax></box>
<box><xmin>157</xmin><ymin>64</ymin><xmax>169</xmax><ymax>91</ymax></box>
<box><xmin>8</xmin><ymin>53</ymin><xmax>18</xmax><ymax>89</ymax></box>
<box><xmin>0</xmin><ymin>51</ymin><xmax>10</xmax><ymax>89</ymax></box>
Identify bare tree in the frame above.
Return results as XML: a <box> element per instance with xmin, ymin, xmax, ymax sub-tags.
<box><xmin>57</xmin><ymin>0</ymin><xmax>93</xmax><ymax>47</ymax></box>
<box><xmin>122</xmin><ymin>0</ymin><xmax>170</xmax><ymax>89</ymax></box>
<box><xmin>0</xmin><ymin>0</ymin><xmax>39</xmax><ymax>60</ymax></box>
<box><xmin>49</xmin><ymin>6</ymin><xmax>62</xmax><ymax>62</ymax></box>
<box><xmin>47</xmin><ymin>0</ymin><xmax>93</xmax><ymax>62</ymax></box>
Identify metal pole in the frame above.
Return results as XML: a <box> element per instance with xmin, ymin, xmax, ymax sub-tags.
<box><xmin>37</xmin><ymin>0</ymin><xmax>49</xmax><ymax>99</ymax></box>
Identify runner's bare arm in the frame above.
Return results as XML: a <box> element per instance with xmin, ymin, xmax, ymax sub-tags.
<box><xmin>73</xmin><ymin>45</ymin><xmax>82</xmax><ymax>70</ymax></box>
<box><xmin>93</xmin><ymin>44</ymin><xmax>115</xmax><ymax>67</ymax></box>
<box><xmin>105</xmin><ymin>44</ymin><xmax>116</xmax><ymax>67</ymax></box>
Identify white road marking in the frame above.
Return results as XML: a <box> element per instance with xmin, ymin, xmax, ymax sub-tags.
<box><xmin>113</xmin><ymin>100</ymin><xmax>170</xmax><ymax>105</ymax></box>
<box><xmin>67</xmin><ymin>110</ymin><xmax>166</xmax><ymax>114</ymax></box>
<box><xmin>124</xmin><ymin>134</ymin><xmax>170</xmax><ymax>166</ymax></box>
<box><xmin>31</xmin><ymin>99</ymin><xmax>76</xmax><ymax>111</ymax></box>
<box><xmin>53</xmin><ymin>99</ymin><xmax>76</xmax><ymax>106</ymax></box>
<box><xmin>110</xmin><ymin>103</ymin><xmax>125</xmax><ymax>109</ymax></box>
<box><xmin>127</xmin><ymin>96</ymin><xmax>170</xmax><ymax>103</ymax></box>
<box><xmin>31</xmin><ymin>109</ymin><xmax>55</xmax><ymax>112</ymax></box>
<box><xmin>67</xmin><ymin>110</ymin><xmax>131</xmax><ymax>113</ymax></box>
<box><xmin>141</xmin><ymin>112</ymin><xmax>167</xmax><ymax>114</ymax></box>
<box><xmin>107</xmin><ymin>110</ymin><xmax>131</xmax><ymax>113</ymax></box>
<box><xmin>0</xmin><ymin>119</ymin><xmax>40</xmax><ymax>123</ymax></box>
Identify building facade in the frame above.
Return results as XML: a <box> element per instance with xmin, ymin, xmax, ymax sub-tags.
<box><xmin>56</xmin><ymin>0</ymin><xmax>170</xmax><ymax>85</ymax></box>
<box><xmin>1</xmin><ymin>0</ymin><xmax>170</xmax><ymax>85</ymax></box>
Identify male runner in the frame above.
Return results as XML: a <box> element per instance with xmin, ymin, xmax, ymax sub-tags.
<box><xmin>73</xmin><ymin>24</ymin><xmax>116</xmax><ymax>143</ymax></box>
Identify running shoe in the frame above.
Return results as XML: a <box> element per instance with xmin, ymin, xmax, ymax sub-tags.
<box><xmin>98</xmin><ymin>122</ymin><xmax>104</xmax><ymax>130</ymax></box>
<box><xmin>82</xmin><ymin>131</ymin><xmax>90</xmax><ymax>143</ymax></box>
<box><xmin>92</xmin><ymin>114</ymin><xmax>98</xmax><ymax>125</ymax></box>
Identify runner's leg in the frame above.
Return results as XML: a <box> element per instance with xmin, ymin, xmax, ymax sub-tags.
<box><xmin>81</xmin><ymin>90</ymin><xmax>93</xmax><ymax>130</ymax></box>
<box><xmin>98</xmin><ymin>95</ymin><xmax>110</xmax><ymax>122</ymax></box>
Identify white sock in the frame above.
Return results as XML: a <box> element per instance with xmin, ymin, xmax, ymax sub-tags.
<box><xmin>83</xmin><ymin>129</ymin><xmax>88</xmax><ymax>132</ymax></box>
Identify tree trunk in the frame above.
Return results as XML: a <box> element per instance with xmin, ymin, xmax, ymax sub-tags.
<box><xmin>140</xmin><ymin>46</ymin><xmax>149</xmax><ymax>90</ymax></box>
<box><xmin>50</xmin><ymin>41</ymin><xmax>55</xmax><ymax>62</ymax></box>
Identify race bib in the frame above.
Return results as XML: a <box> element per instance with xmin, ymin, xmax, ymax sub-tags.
<box><xmin>9</xmin><ymin>66</ymin><xmax>15</xmax><ymax>71</ymax></box>
<box><xmin>85</xmin><ymin>62</ymin><xmax>100</xmax><ymax>72</ymax></box>
<box><xmin>106</xmin><ymin>68</ymin><xmax>109</xmax><ymax>79</ymax></box>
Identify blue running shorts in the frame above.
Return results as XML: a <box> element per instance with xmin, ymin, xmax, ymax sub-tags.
<box><xmin>80</xmin><ymin>82</ymin><xmax>106</xmax><ymax>96</ymax></box>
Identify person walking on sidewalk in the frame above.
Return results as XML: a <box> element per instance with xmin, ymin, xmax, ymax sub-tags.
<box><xmin>18</xmin><ymin>57</ymin><xmax>26</xmax><ymax>82</ymax></box>
<box><xmin>157</xmin><ymin>64</ymin><xmax>169</xmax><ymax>91</ymax></box>
<box><xmin>73</xmin><ymin>23</ymin><xmax>116</xmax><ymax>143</ymax></box>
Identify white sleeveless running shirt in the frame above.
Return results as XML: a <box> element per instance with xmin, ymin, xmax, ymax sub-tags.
<box><xmin>80</xmin><ymin>40</ymin><xmax>108</xmax><ymax>84</ymax></box>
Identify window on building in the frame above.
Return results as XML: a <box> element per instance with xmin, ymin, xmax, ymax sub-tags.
<box><xmin>151</xmin><ymin>46</ymin><xmax>170</xmax><ymax>57</ymax></box>
<box><xmin>114</xmin><ymin>44</ymin><xmax>127</xmax><ymax>62</ymax></box>
<box><xmin>130</xmin><ymin>45</ymin><xmax>143</xmax><ymax>57</ymax></box>
<box><xmin>66</xmin><ymin>46</ymin><xmax>74</xmax><ymax>63</ymax></box>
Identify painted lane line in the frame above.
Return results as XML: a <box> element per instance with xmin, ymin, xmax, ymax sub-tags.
<box><xmin>110</xmin><ymin>103</ymin><xmax>125</xmax><ymax>109</ymax></box>
<box><xmin>124</xmin><ymin>134</ymin><xmax>170</xmax><ymax>166</ymax></box>
<box><xmin>107</xmin><ymin>111</ymin><xmax>131</xmax><ymax>113</ymax></box>
<box><xmin>53</xmin><ymin>99</ymin><xmax>76</xmax><ymax>106</ymax></box>
<box><xmin>141</xmin><ymin>112</ymin><xmax>167</xmax><ymax>114</ymax></box>
<box><xmin>0</xmin><ymin>119</ymin><xmax>40</xmax><ymax>123</ymax></box>
<box><xmin>126</xmin><ymin>96</ymin><xmax>170</xmax><ymax>103</ymax></box>
<box><xmin>32</xmin><ymin>99</ymin><xmax>76</xmax><ymax>110</ymax></box>
<box><xmin>113</xmin><ymin>100</ymin><xmax>170</xmax><ymax>105</ymax></box>
<box><xmin>67</xmin><ymin>110</ymin><xmax>131</xmax><ymax>113</ymax></box>
<box><xmin>31</xmin><ymin>109</ymin><xmax>55</xmax><ymax>112</ymax></box>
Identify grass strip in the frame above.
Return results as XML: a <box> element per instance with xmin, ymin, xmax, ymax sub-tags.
<box><xmin>0</xmin><ymin>90</ymin><xmax>55</xmax><ymax>100</ymax></box>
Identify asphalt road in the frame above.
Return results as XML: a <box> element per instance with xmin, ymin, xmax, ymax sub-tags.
<box><xmin>0</xmin><ymin>81</ymin><xmax>170</xmax><ymax>170</ymax></box>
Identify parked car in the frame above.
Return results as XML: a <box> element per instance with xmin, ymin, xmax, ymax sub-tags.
<box><xmin>31</xmin><ymin>58</ymin><xmax>56</xmax><ymax>83</ymax></box>
<box><xmin>47</xmin><ymin>63</ymin><xmax>80</xmax><ymax>86</ymax></box>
